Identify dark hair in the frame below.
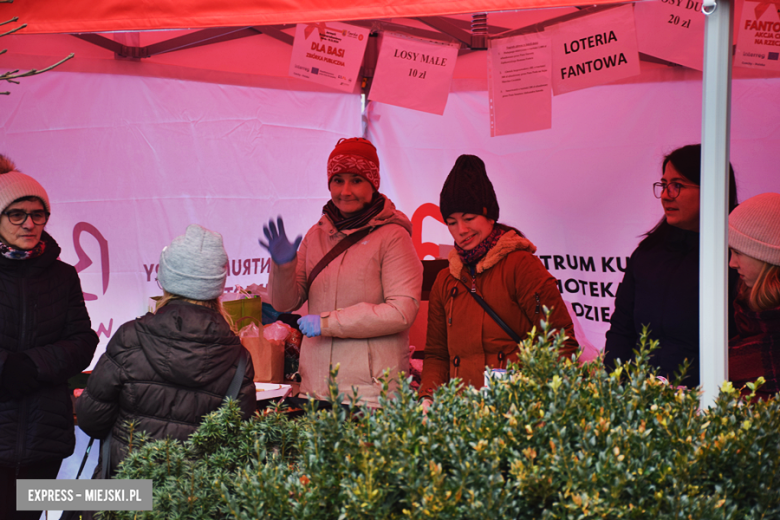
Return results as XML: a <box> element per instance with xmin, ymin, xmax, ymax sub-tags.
<box><xmin>639</xmin><ymin>144</ymin><xmax>738</xmax><ymax>249</ymax></box>
<box><xmin>12</xmin><ymin>196</ymin><xmax>45</xmax><ymax>206</ymax></box>
<box><xmin>495</xmin><ymin>222</ymin><xmax>526</xmax><ymax>239</ymax></box>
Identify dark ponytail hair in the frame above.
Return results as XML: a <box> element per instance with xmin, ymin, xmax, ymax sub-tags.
<box><xmin>639</xmin><ymin>144</ymin><xmax>737</xmax><ymax>249</ymax></box>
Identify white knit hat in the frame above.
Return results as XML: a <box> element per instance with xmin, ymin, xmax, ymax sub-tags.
<box><xmin>0</xmin><ymin>170</ymin><xmax>51</xmax><ymax>213</ymax></box>
<box><xmin>728</xmin><ymin>192</ymin><xmax>780</xmax><ymax>266</ymax></box>
<box><xmin>158</xmin><ymin>224</ymin><xmax>228</xmax><ymax>300</ymax></box>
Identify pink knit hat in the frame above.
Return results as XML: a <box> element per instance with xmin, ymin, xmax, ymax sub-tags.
<box><xmin>729</xmin><ymin>192</ymin><xmax>780</xmax><ymax>266</ymax></box>
<box><xmin>0</xmin><ymin>170</ymin><xmax>51</xmax><ymax>214</ymax></box>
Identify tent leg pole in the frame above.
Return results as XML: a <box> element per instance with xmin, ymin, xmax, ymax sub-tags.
<box><xmin>699</xmin><ymin>0</ymin><xmax>733</xmax><ymax>408</ymax></box>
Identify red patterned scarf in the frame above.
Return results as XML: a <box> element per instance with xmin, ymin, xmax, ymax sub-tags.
<box><xmin>455</xmin><ymin>225</ymin><xmax>506</xmax><ymax>266</ymax></box>
<box><xmin>0</xmin><ymin>239</ymin><xmax>46</xmax><ymax>260</ymax></box>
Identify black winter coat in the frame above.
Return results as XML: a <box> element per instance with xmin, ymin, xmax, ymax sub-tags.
<box><xmin>604</xmin><ymin>225</ymin><xmax>737</xmax><ymax>387</ymax></box>
<box><xmin>76</xmin><ymin>299</ymin><xmax>256</xmax><ymax>476</ymax></box>
<box><xmin>0</xmin><ymin>231</ymin><xmax>99</xmax><ymax>467</ymax></box>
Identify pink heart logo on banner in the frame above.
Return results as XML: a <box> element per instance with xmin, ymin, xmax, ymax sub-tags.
<box><xmin>754</xmin><ymin>0</ymin><xmax>780</xmax><ymax>19</ymax></box>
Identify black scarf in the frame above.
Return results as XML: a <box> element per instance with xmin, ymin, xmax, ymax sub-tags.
<box><xmin>323</xmin><ymin>191</ymin><xmax>385</xmax><ymax>231</ymax></box>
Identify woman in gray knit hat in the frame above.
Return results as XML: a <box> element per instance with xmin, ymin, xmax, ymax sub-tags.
<box><xmin>0</xmin><ymin>154</ymin><xmax>99</xmax><ymax>519</ymax></box>
<box><xmin>728</xmin><ymin>192</ymin><xmax>780</xmax><ymax>399</ymax></box>
<box><xmin>76</xmin><ymin>224</ymin><xmax>256</xmax><ymax>477</ymax></box>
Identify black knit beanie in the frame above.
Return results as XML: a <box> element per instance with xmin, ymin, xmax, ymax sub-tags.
<box><xmin>439</xmin><ymin>154</ymin><xmax>499</xmax><ymax>221</ymax></box>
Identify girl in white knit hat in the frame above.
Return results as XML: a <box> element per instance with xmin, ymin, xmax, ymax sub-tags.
<box><xmin>728</xmin><ymin>192</ymin><xmax>780</xmax><ymax>399</ymax></box>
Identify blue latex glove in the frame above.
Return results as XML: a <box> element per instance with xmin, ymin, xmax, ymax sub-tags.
<box><xmin>258</xmin><ymin>216</ymin><xmax>302</xmax><ymax>265</ymax></box>
<box><xmin>298</xmin><ymin>315</ymin><xmax>322</xmax><ymax>338</ymax></box>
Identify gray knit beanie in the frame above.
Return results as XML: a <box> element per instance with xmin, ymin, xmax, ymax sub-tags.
<box><xmin>0</xmin><ymin>170</ymin><xmax>51</xmax><ymax>213</ymax></box>
<box><xmin>729</xmin><ymin>192</ymin><xmax>780</xmax><ymax>267</ymax></box>
<box><xmin>158</xmin><ymin>224</ymin><xmax>228</xmax><ymax>300</ymax></box>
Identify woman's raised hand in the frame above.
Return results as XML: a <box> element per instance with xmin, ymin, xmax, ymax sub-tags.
<box><xmin>259</xmin><ymin>216</ymin><xmax>302</xmax><ymax>265</ymax></box>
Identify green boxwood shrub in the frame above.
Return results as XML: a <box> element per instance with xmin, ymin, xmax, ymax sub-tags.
<box><xmin>103</xmin><ymin>321</ymin><xmax>780</xmax><ymax>520</ymax></box>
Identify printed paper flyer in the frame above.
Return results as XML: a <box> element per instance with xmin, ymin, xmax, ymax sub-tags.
<box><xmin>487</xmin><ymin>32</ymin><xmax>552</xmax><ymax>136</ymax></box>
<box><xmin>369</xmin><ymin>32</ymin><xmax>460</xmax><ymax>115</ymax></box>
<box><xmin>289</xmin><ymin>22</ymin><xmax>370</xmax><ymax>92</ymax></box>
<box><xmin>634</xmin><ymin>0</ymin><xmax>706</xmax><ymax>70</ymax></box>
<box><xmin>548</xmin><ymin>5</ymin><xmax>641</xmax><ymax>95</ymax></box>
<box><xmin>735</xmin><ymin>0</ymin><xmax>780</xmax><ymax>71</ymax></box>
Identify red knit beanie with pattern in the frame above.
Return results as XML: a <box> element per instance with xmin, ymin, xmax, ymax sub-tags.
<box><xmin>327</xmin><ymin>137</ymin><xmax>380</xmax><ymax>191</ymax></box>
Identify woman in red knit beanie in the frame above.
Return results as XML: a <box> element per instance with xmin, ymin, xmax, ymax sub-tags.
<box><xmin>260</xmin><ymin>138</ymin><xmax>422</xmax><ymax>407</ymax></box>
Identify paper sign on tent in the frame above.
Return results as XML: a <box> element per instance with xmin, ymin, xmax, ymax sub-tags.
<box><xmin>487</xmin><ymin>32</ymin><xmax>553</xmax><ymax>136</ymax></box>
<box><xmin>289</xmin><ymin>22</ymin><xmax>370</xmax><ymax>92</ymax></box>
<box><xmin>634</xmin><ymin>0</ymin><xmax>706</xmax><ymax>71</ymax></box>
<box><xmin>735</xmin><ymin>0</ymin><xmax>780</xmax><ymax>71</ymax></box>
<box><xmin>548</xmin><ymin>4</ymin><xmax>641</xmax><ymax>95</ymax></box>
<box><xmin>369</xmin><ymin>32</ymin><xmax>460</xmax><ymax>115</ymax></box>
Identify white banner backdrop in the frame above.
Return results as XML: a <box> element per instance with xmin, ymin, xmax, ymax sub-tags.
<box><xmin>366</xmin><ymin>77</ymin><xmax>780</xmax><ymax>351</ymax></box>
<box><xmin>0</xmin><ymin>72</ymin><xmax>362</xmax><ymax>368</ymax></box>
<box><xmin>2</xmin><ymin>70</ymin><xmax>780</xmax><ymax>365</ymax></box>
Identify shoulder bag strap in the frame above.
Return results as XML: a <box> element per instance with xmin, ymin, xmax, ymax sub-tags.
<box><xmin>306</xmin><ymin>227</ymin><xmax>372</xmax><ymax>288</ymax></box>
<box><xmin>226</xmin><ymin>349</ymin><xmax>249</xmax><ymax>401</ymax></box>
<box><xmin>74</xmin><ymin>437</ymin><xmax>95</xmax><ymax>479</ymax></box>
<box><xmin>100</xmin><ymin>434</ymin><xmax>111</xmax><ymax>479</ymax></box>
<box><xmin>456</xmin><ymin>278</ymin><xmax>522</xmax><ymax>344</ymax></box>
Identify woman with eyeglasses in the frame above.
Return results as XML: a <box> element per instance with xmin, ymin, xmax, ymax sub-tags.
<box><xmin>604</xmin><ymin>144</ymin><xmax>738</xmax><ymax>387</ymax></box>
<box><xmin>0</xmin><ymin>154</ymin><xmax>99</xmax><ymax>519</ymax></box>
<box><xmin>727</xmin><ymin>193</ymin><xmax>780</xmax><ymax>399</ymax></box>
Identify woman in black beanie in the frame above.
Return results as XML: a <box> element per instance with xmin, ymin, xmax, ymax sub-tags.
<box><xmin>419</xmin><ymin>155</ymin><xmax>578</xmax><ymax>407</ymax></box>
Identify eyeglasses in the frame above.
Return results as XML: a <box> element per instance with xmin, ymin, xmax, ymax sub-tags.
<box><xmin>1</xmin><ymin>209</ymin><xmax>49</xmax><ymax>226</ymax></box>
<box><xmin>652</xmin><ymin>182</ymin><xmax>699</xmax><ymax>200</ymax></box>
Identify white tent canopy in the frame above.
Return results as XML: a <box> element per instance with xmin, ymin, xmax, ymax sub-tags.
<box><xmin>2</xmin><ymin>0</ymin><xmax>780</xmax><ymax>406</ymax></box>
